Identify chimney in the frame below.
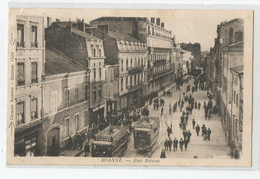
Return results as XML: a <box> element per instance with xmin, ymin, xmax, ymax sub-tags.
<box><xmin>47</xmin><ymin>17</ymin><xmax>52</xmax><ymax>27</ymax></box>
<box><xmin>151</xmin><ymin>17</ymin><xmax>155</xmax><ymax>23</ymax></box>
<box><xmin>156</xmin><ymin>18</ymin><xmax>160</xmax><ymax>26</ymax></box>
<box><xmin>76</xmin><ymin>19</ymin><xmax>85</xmax><ymax>32</ymax></box>
<box><xmin>161</xmin><ymin>22</ymin><xmax>164</xmax><ymax>28</ymax></box>
<box><xmin>97</xmin><ymin>24</ymin><xmax>109</xmax><ymax>35</ymax></box>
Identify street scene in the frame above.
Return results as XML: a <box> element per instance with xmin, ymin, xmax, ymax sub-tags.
<box><xmin>9</xmin><ymin>9</ymin><xmax>248</xmax><ymax>162</ymax></box>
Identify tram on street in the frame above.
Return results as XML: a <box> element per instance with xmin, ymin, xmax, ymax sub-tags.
<box><xmin>91</xmin><ymin>125</ymin><xmax>128</xmax><ymax>157</ymax></box>
<box><xmin>133</xmin><ymin>116</ymin><xmax>160</xmax><ymax>151</ymax></box>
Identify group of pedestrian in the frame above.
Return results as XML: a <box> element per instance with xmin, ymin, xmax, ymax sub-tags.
<box><xmin>68</xmin><ymin>131</ymin><xmax>87</xmax><ymax>151</ymax></box>
<box><xmin>194</xmin><ymin>124</ymin><xmax>212</xmax><ymax>141</ymax></box>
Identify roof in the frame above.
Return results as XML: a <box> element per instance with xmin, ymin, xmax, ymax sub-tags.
<box><xmin>90</xmin><ymin>17</ymin><xmax>147</xmax><ymax>22</ymax></box>
<box><xmin>55</xmin><ymin>21</ymin><xmax>91</xmax><ymax>28</ymax></box>
<box><xmin>71</xmin><ymin>28</ymin><xmax>101</xmax><ymax>41</ymax></box>
<box><xmin>135</xmin><ymin>116</ymin><xmax>159</xmax><ymax>129</ymax></box>
<box><xmin>45</xmin><ymin>47</ymin><xmax>86</xmax><ymax>75</ymax></box>
<box><xmin>105</xmin><ymin>58</ymin><xmax>119</xmax><ymax>65</ymax></box>
<box><xmin>230</xmin><ymin>65</ymin><xmax>243</xmax><ymax>74</ymax></box>
<box><xmin>108</xmin><ymin>30</ymin><xmax>142</xmax><ymax>43</ymax></box>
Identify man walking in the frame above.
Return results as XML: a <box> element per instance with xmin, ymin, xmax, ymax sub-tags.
<box><xmin>173</xmin><ymin>138</ymin><xmax>178</xmax><ymax>151</ymax></box>
<box><xmin>187</xmin><ymin>130</ymin><xmax>192</xmax><ymax>143</ymax></box>
<box><xmin>161</xmin><ymin>106</ymin><xmax>164</xmax><ymax>116</ymax></box>
<box><xmin>164</xmin><ymin>139</ymin><xmax>168</xmax><ymax>151</ymax></box>
<box><xmin>168</xmin><ymin>138</ymin><xmax>173</xmax><ymax>152</ymax></box>
<box><xmin>167</xmin><ymin>127</ymin><xmax>171</xmax><ymax>138</ymax></box>
<box><xmin>196</xmin><ymin>124</ymin><xmax>200</xmax><ymax>136</ymax></box>
<box><xmin>160</xmin><ymin>149</ymin><xmax>166</xmax><ymax>158</ymax></box>
<box><xmin>179</xmin><ymin>138</ymin><xmax>184</xmax><ymax>151</ymax></box>
<box><xmin>184</xmin><ymin>137</ymin><xmax>189</xmax><ymax>151</ymax></box>
<box><xmin>84</xmin><ymin>142</ymin><xmax>90</xmax><ymax>157</ymax></box>
<box><xmin>207</xmin><ymin>128</ymin><xmax>212</xmax><ymax>141</ymax></box>
<box><xmin>192</xmin><ymin>119</ymin><xmax>196</xmax><ymax>129</ymax></box>
<box><xmin>198</xmin><ymin>102</ymin><xmax>201</xmax><ymax>110</ymax></box>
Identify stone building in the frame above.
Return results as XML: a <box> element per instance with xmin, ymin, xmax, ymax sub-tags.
<box><xmin>90</xmin><ymin>17</ymin><xmax>174</xmax><ymax>97</ymax></box>
<box><xmin>14</xmin><ymin>15</ymin><xmax>45</xmax><ymax>156</ymax></box>
<box><xmin>42</xmin><ymin>47</ymin><xmax>90</xmax><ymax>156</ymax></box>
<box><xmin>45</xmin><ymin>19</ymin><xmax>107</xmax><ymax>132</ymax></box>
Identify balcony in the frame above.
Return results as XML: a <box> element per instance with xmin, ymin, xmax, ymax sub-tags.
<box><xmin>153</xmin><ymin>59</ymin><xmax>167</xmax><ymax>66</ymax></box>
<box><xmin>128</xmin><ymin>66</ymin><xmax>144</xmax><ymax>75</ymax></box>
<box><xmin>31</xmin><ymin>42</ymin><xmax>38</xmax><ymax>48</ymax></box>
<box><xmin>128</xmin><ymin>82</ymin><xmax>144</xmax><ymax>92</ymax></box>
<box><xmin>16</xmin><ymin>41</ymin><xmax>25</xmax><ymax>48</ymax></box>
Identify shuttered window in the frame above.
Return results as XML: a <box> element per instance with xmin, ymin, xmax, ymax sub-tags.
<box><xmin>17</xmin><ymin>62</ymin><xmax>25</xmax><ymax>86</ymax></box>
<box><xmin>31</xmin><ymin>62</ymin><xmax>38</xmax><ymax>84</ymax></box>
<box><xmin>17</xmin><ymin>100</ymin><xmax>25</xmax><ymax>125</ymax></box>
<box><xmin>30</xmin><ymin>96</ymin><xmax>38</xmax><ymax>120</ymax></box>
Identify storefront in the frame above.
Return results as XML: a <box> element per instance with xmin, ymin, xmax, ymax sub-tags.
<box><xmin>14</xmin><ymin>121</ymin><xmax>43</xmax><ymax>156</ymax></box>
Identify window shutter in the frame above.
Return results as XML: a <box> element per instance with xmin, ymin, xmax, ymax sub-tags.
<box><xmin>31</xmin><ymin>62</ymin><xmax>37</xmax><ymax>80</ymax></box>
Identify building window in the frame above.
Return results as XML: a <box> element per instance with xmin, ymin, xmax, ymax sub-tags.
<box><xmin>30</xmin><ymin>96</ymin><xmax>38</xmax><ymax>120</ymax></box>
<box><xmin>141</xmin><ymin>58</ymin><xmax>143</xmax><ymax>67</ymax></box>
<box><xmin>236</xmin><ymin>94</ymin><xmax>238</xmax><ymax>108</ymax></box>
<box><xmin>121</xmin><ymin>78</ymin><xmax>123</xmax><ymax>91</ymax></box>
<box><xmin>126</xmin><ymin>59</ymin><xmax>128</xmax><ymax>70</ymax></box>
<box><xmin>130</xmin><ymin>75</ymin><xmax>132</xmax><ymax>87</ymax></box>
<box><xmin>31</xmin><ymin>62</ymin><xmax>38</xmax><ymax>84</ymax></box>
<box><xmin>134</xmin><ymin>75</ymin><xmax>136</xmax><ymax>85</ymax></box>
<box><xmin>93</xmin><ymin>68</ymin><xmax>96</xmax><ymax>79</ymax></box>
<box><xmin>234</xmin><ymin>91</ymin><xmax>236</xmax><ymax>104</ymax></box>
<box><xmin>50</xmin><ymin>91</ymin><xmax>57</xmax><ymax>114</ymax></box>
<box><xmin>31</xmin><ymin>26</ymin><xmax>38</xmax><ymax>48</ymax></box>
<box><xmin>99</xmin><ymin>49</ymin><xmax>102</xmax><ymax>57</ymax></box>
<box><xmin>99</xmin><ymin>67</ymin><xmax>101</xmax><ymax>78</ymax></box>
<box><xmin>75</xmin><ymin>114</ymin><xmax>79</xmax><ymax>132</ymax></box>
<box><xmin>152</xmin><ymin>27</ymin><xmax>154</xmax><ymax>35</ymax></box>
<box><xmin>110</xmin><ymin>69</ymin><xmax>113</xmax><ymax>81</ymax></box>
<box><xmin>65</xmin><ymin>118</ymin><xmax>70</xmax><ymax>137</ymax></box>
<box><xmin>93</xmin><ymin>48</ymin><xmax>96</xmax><ymax>57</ymax></box>
<box><xmin>135</xmin><ymin>58</ymin><xmax>137</xmax><ymax>67</ymax></box>
<box><xmin>16</xmin><ymin>100</ymin><xmax>25</xmax><ymax>126</ymax></box>
<box><xmin>138</xmin><ymin>58</ymin><xmax>140</xmax><ymax>67</ymax></box>
<box><xmin>126</xmin><ymin>77</ymin><xmax>128</xmax><ymax>89</ymax></box>
<box><xmin>121</xmin><ymin>59</ymin><xmax>124</xmax><ymax>71</ymax></box>
<box><xmin>235</xmin><ymin>31</ymin><xmax>243</xmax><ymax>42</ymax></box>
<box><xmin>93</xmin><ymin>91</ymin><xmax>96</xmax><ymax>102</ymax></box>
<box><xmin>130</xmin><ymin>58</ymin><xmax>133</xmax><ymax>68</ymax></box>
<box><xmin>148</xmin><ymin>26</ymin><xmax>151</xmax><ymax>35</ymax></box>
<box><xmin>229</xmin><ymin>28</ymin><xmax>233</xmax><ymax>44</ymax></box>
<box><xmin>114</xmin><ymin>68</ymin><xmax>119</xmax><ymax>79</ymax></box>
<box><xmin>17</xmin><ymin>62</ymin><xmax>25</xmax><ymax>86</ymax></box>
<box><xmin>98</xmin><ymin>86</ymin><xmax>102</xmax><ymax>100</ymax></box>
<box><xmin>74</xmin><ymin>87</ymin><xmax>79</xmax><ymax>103</ymax></box>
<box><xmin>17</xmin><ymin>24</ymin><xmax>24</xmax><ymax>47</ymax></box>
<box><xmin>65</xmin><ymin>89</ymin><xmax>70</xmax><ymax>107</ymax></box>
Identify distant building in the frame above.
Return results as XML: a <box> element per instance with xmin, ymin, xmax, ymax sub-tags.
<box><xmin>14</xmin><ymin>15</ymin><xmax>45</xmax><ymax>156</ymax></box>
<box><xmin>42</xmin><ymin>47</ymin><xmax>90</xmax><ymax>156</ymax></box>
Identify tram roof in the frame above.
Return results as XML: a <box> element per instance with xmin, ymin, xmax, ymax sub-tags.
<box><xmin>134</xmin><ymin>128</ymin><xmax>152</xmax><ymax>132</ymax></box>
<box><xmin>92</xmin><ymin>140</ymin><xmax>112</xmax><ymax>146</ymax></box>
<box><xmin>134</xmin><ymin>116</ymin><xmax>159</xmax><ymax>129</ymax></box>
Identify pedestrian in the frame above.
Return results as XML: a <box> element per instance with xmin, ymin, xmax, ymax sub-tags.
<box><xmin>161</xmin><ymin>107</ymin><xmax>164</xmax><ymax>116</ymax></box>
<box><xmin>207</xmin><ymin>128</ymin><xmax>212</xmax><ymax>140</ymax></box>
<box><xmin>196</xmin><ymin>124</ymin><xmax>200</xmax><ymax>136</ymax></box>
<box><xmin>168</xmin><ymin>138</ymin><xmax>172</xmax><ymax>152</ymax></box>
<box><xmin>195</xmin><ymin>101</ymin><xmax>197</xmax><ymax>109</ymax></box>
<box><xmin>167</xmin><ymin>127</ymin><xmax>171</xmax><ymax>138</ymax></box>
<box><xmin>182</xmin><ymin>130</ymin><xmax>187</xmax><ymax>139</ymax></box>
<box><xmin>173</xmin><ymin>138</ymin><xmax>178</xmax><ymax>151</ymax></box>
<box><xmin>187</xmin><ymin>130</ymin><xmax>192</xmax><ymax>143</ymax></box>
<box><xmin>179</xmin><ymin>122</ymin><xmax>182</xmax><ymax>130</ymax></box>
<box><xmin>198</xmin><ymin>102</ymin><xmax>201</xmax><ymax>110</ymax></box>
<box><xmin>164</xmin><ymin>139</ymin><xmax>168</xmax><ymax>151</ymax></box>
<box><xmin>192</xmin><ymin>119</ymin><xmax>196</xmax><ymax>129</ymax></box>
<box><xmin>169</xmin><ymin>104</ymin><xmax>172</xmax><ymax>114</ymax></box>
<box><xmin>84</xmin><ymin>142</ymin><xmax>90</xmax><ymax>157</ymax></box>
<box><xmin>202</xmin><ymin>125</ymin><xmax>207</xmax><ymax>137</ymax></box>
<box><xmin>184</xmin><ymin>137</ymin><xmax>189</xmax><ymax>151</ymax></box>
<box><xmin>179</xmin><ymin>138</ymin><xmax>184</xmax><ymax>151</ymax></box>
<box><xmin>204</xmin><ymin>113</ymin><xmax>208</xmax><ymax>120</ymax></box>
<box><xmin>160</xmin><ymin>149</ymin><xmax>166</xmax><ymax>158</ymax></box>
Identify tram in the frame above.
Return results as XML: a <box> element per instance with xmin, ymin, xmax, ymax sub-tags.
<box><xmin>91</xmin><ymin>125</ymin><xmax>128</xmax><ymax>157</ymax></box>
<box><xmin>133</xmin><ymin>116</ymin><xmax>160</xmax><ymax>151</ymax></box>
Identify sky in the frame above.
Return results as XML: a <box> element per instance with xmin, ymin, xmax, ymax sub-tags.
<box><xmin>11</xmin><ymin>9</ymin><xmax>249</xmax><ymax>51</ymax></box>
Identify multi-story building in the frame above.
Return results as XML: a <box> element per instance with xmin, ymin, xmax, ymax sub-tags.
<box><xmin>207</xmin><ymin>18</ymin><xmax>244</xmax><ymax>157</ymax></box>
<box><xmin>42</xmin><ymin>47</ymin><xmax>90</xmax><ymax>156</ymax></box>
<box><xmin>104</xmin><ymin>63</ymin><xmax>119</xmax><ymax>124</ymax></box>
<box><xmin>87</xmin><ymin>26</ymin><xmax>148</xmax><ymax>109</ymax></box>
<box><xmin>14</xmin><ymin>15</ymin><xmax>45</xmax><ymax>156</ymax></box>
<box><xmin>45</xmin><ymin>19</ymin><xmax>107</xmax><ymax>131</ymax></box>
<box><xmin>181</xmin><ymin>50</ymin><xmax>193</xmax><ymax>75</ymax></box>
<box><xmin>230</xmin><ymin>65</ymin><xmax>243</xmax><ymax>155</ymax></box>
<box><xmin>90</xmin><ymin>17</ymin><xmax>174</xmax><ymax>96</ymax></box>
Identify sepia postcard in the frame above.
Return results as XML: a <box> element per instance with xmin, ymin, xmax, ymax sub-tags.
<box><xmin>6</xmin><ymin>8</ymin><xmax>253</xmax><ymax>167</ymax></box>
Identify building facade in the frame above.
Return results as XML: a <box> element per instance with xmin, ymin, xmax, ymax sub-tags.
<box><xmin>14</xmin><ymin>15</ymin><xmax>45</xmax><ymax>156</ymax></box>
<box><xmin>42</xmin><ymin>47</ymin><xmax>90</xmax><ymax>156</ymax></box>
<box><xmin>90</xmin><ymin>17</ymin><xmax>174</xmax><ymax>97</ymax></box>
<box><xmin>45</xmin><ymin>20</ymin><xmax>107</xmax><ymax>132</ymax></box>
